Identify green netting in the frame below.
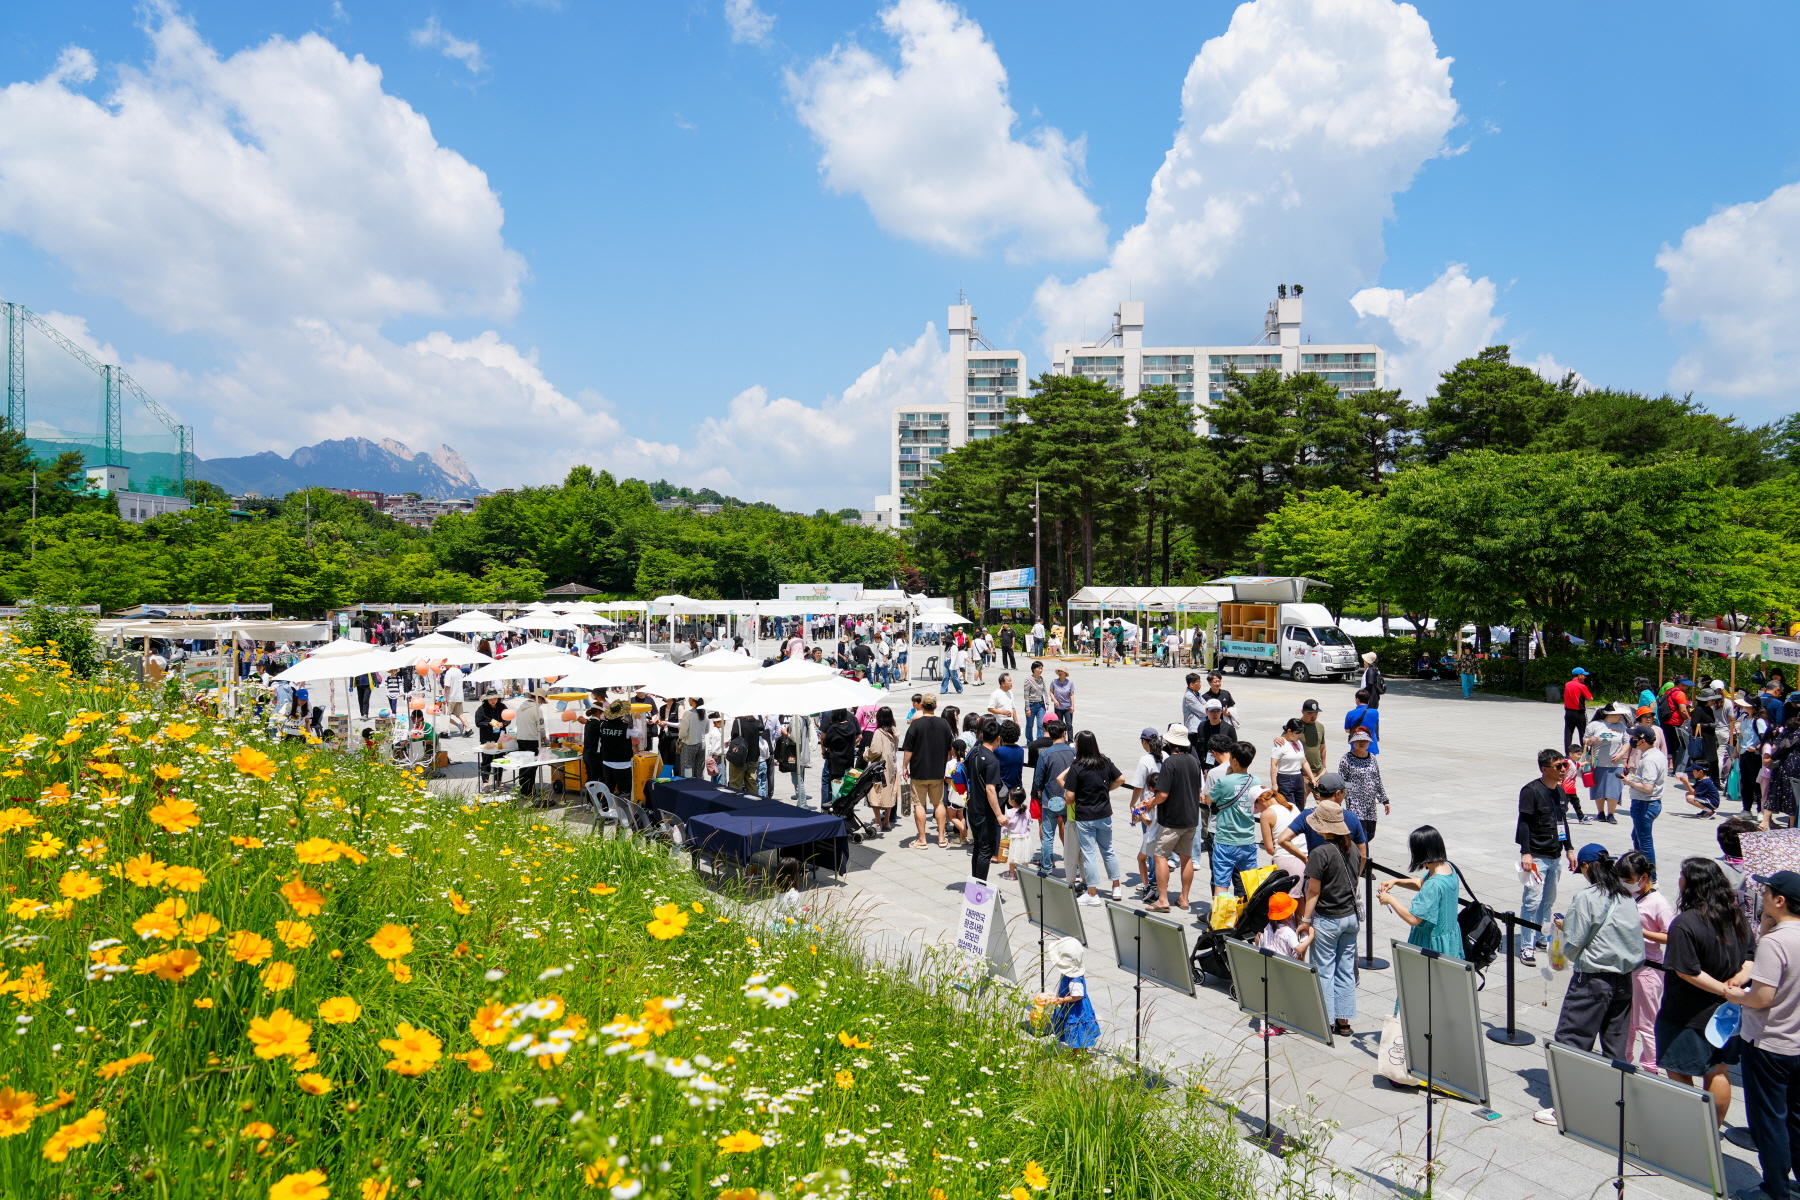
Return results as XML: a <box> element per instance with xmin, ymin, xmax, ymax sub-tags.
<box><xmin>15</xmin><ymin>315</ymin><xmax>184</xmax><ymax>498</ymax></box>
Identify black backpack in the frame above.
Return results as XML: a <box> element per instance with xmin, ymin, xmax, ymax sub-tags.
<box><xmin>1452</xmin><ymin>864</ymin><xmax>1502</xmax><ymax>977</ymax></box>
<box><xmin>1655</xmin><ymin>690</ymin><xmax>1676</xmax><ymax>723</ymax></box>
<box><xmin>773</xmin><ymin>733</ymin><xmax>797</xmax><ymax>773</ymax></box>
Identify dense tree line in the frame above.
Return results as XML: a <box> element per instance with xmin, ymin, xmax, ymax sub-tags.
<box><xmin>0</xmin><ymin>451</ymin><xmax>902</xmax><ymax>614</ymax></box>
<box><xmin>907</xmin><ymin>345</ymin><xmax>1796</xmax><ymax>626</ymax></box>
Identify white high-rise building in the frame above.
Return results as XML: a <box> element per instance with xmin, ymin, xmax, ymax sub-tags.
<box><xmin>866</xmin><ymin>288</ymin><xmax>1382</xmax><ymax>530</ymax></box>
<box><xmin>1050</xmin><ymin>289</ymin><xmax>1384</xmax><ymax>432</ymax></box>
<box><xmin>872</xmin><ymin>301</ymin><xmax>1026</xmax><ymax>530</ymax></box>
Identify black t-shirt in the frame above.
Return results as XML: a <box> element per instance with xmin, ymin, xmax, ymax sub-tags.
<box><xmin>1000</xmin><ymin>627</ymin><xmax>1014</xmax><ymax>648</ymax></box>
<box><xmin>1662</xmin><ymin>911</ymin><xmax>1749</xmax><ymax>1031</ymax></box>
<box><xmin>1304</xmin><ymin>842</ymin><xmax>1358</xmax><ymax>918</ymax></box>
<box><xmin>1515</xmin><ymin>778</ymin><xmax>1567</xmax><ymax>858</ymax></box>
<box><xmin>1155</xmin><ymin>752</ymin><xmax>1203</xmax><ymax>829</ymax></box>
<box><xmin>901</xmin><ymin>715</ymin><xmax>954</xmax><ymax>780</ymax></box>
<box><xmin>583</xmin><ymin>716</ymin><xmax>602</xmax><ymax>757</ymax></box>
<box><xmin>1197</xmin><ymin>716</ymin><xmax>1239</xmax><ymax>763</ymax></box>
<box><xmin>1693</xmin><ymin>705</ymin><xmax>1719</xmax><ymax>753</ymax></box>
<box><xmin>1068</xmin><ymin>757</ymin><xmax>1120</xmax><ymax>822</ymax></box>
<box><xmin>852</xmin><ymin>643</ymin><xmax>873</xmax><ymax>665</ymax></box>
<box><xmin>596</xmin><ymin>718</ymin><xmax>634</xmax><ymax>765</ymax></box>
<box><xmin>964</xmin><ymin>745</ymin><xmax>1002</xmax><ymax>823</ymax></box>
<box><xmin>1026</xmin><ymin>734</ymin><xmax>1053</xmax><ymax>769</ymax></box>
<box><xmin>1203</xmin><ymin>686</ymin><xmax>1236</xmax><ymax>711</ymax></box>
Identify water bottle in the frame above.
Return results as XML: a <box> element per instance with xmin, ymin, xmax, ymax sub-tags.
<box><xmin>1548</xmin><ymin>915</ymin><xmax>1567</xmax><ymax>971</ymax></box>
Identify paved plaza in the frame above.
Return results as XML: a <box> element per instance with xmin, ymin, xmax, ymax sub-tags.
<box><xmin>432</xmin><ymin>656</ymin><xmax>1757</xmax><ymax>1200</ymax></box>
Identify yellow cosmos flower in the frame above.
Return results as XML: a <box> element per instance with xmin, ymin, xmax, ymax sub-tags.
<box><xmin>452</xmin><ymin>1048</ymin><xmax>493</xmax><ymax>1072</ymax></box>
<box><xmin>163</xmin><ymin>723</ymin><xmax>199</xmax><ymax>740</ymax></box>
<box><xmin>75</xmin><ymin>837</ymin><xmax>105</xmax><ymax>860</ymax></box>
<box><xmin>834</xmin><ymin>1069</ymin><xmax>854</xmax><ymax>1090</ymax></box>
<box><xmin>468</xmin><ymin>1003</ymin><xmax>508</xmax><ymax>1047</ymax></box>
<box><xmin>294</xmin><ymin>838</ymin><xmax>340</xmax><ymax>864</ymax></box>
<box><xmin>333</xmin><ymin>841</ymin><xmax>367</xmax><ymax>865</ymax></box>
<box><xmin>181</xmin><ymin>913</ymin><xmax>222</xmax><ymax>941</ymax></box>
<box><xmin>646</xmin><ymin>903</ymin><xmax>690</xmax><ymax>941</ymax></box>
<box><xmin>0</xmin><ymin>807</ymin><xmax>38</xmax><ymax>834</ymax></box>
<box><xmin>714</xmin><ymin>1130</ymin><xmax>765</xmax><ymax>1154</ymax></box>
<box><xmin>276</xmin><ymin>920</ymin><xmax>314</xmax><ymax>949</ymax></box>
<box><xmin>361</xmin><ymin>1179</ymin><xmax>393</xmax><ymax>1200</ymax></box>
<box><xmin>1022</xmin><ymin>1161</ymin><xmax>1049</xmax><ymax>1191</ymax></box>
<box><xmin>0</xmin><ymin>1087</ymin><xmax>37</xmax><ymax>1137</ymax></box>
<box><xmin>0</xmin><ymin>963</ymin><xmax>49</xmax><ymax>1003</ymax></box>
<box><xmin>25</xmin><ymin>834</ymin><xmax>63</xmax><ymax>859</ymax></box>
<box><xmin>246</xmin><ymin>1009</ymin><xmax>313</xmax><ymax>1060</ymax></box>
<box><xmin>447</xmin><ymin>890</ymin><xmax>472</xmax><ymax>915</ymax></box>
<box><xmin>386</xmin><ymin>960</ymin><xmax>413</xmax><ymax>983</ymax></box>
<box><xmin>317</xmin><ymin>996</ymin><xmax>362</xmax><ymax>1025</ymax></box>
<box><xmin>226</xmin><ymin>931</ymin><xmax>274</xmax><ymax>966</ymax></box>
<box><xmin>260</xmin><ymin>961</ymin><xmax>297</xmax><ymax>993</ymax></box>
<box><xmin>271</xmin><ymin>1168</ymin><xmax>331</xmax><ymax>1199</ymax></box>
<box><xmin>280</xmin><ymin>878</ymin><xmax>325</xmax><ymax>917</ymax></box>
<box><xmin>836</xmin><ymin>1031</ymin><xmax>871</xmax><ymax>1049</ymax></box>
<box><xmin>87</xmin><ymin>761</ymin><xmax>125</xmax><ymax>780</ymax></box>
<box><xmin>94</xmin><ymin>1052</ymin><xmax>153</xmax><ymax>1080</ymax></box>
<box><xmin>135</xmin><ymin>949</ymin><xmax>203</xmax><ymax>982</ymax></box>
<box><xmin>193</xmin><ymin>998</ymin><xmax>215</xmax><ymax>1009</ymax></box>
<box><xmin>123</xmin><ymin>853</ymin><xmax>168</xmax><ymax>888</ymax></box>
<box><xmin>241</xmin><ymin>1120</ymin><xmax>275</xmax><ymax>1140</ymax></box>
<box><xmin>41</xmin><ymin>1107</ymin><xmax>105</xmax><ymax>1162</ymax></box>
<box><xmin>229</xmin><ymin>746</ymin><xmax>275</xmax><ymax>782</ymax></box>
<box><xmin>718</xmin><ymin>1190</ymin><xmax>760</xmax><ymax>1200</ymax></box>
<box><xmin>229</xmin><ymin>836</ymin><xmax>266</xmax><ymax>849</ymax></box>
<box><xmin>57</xmin><ymin>870</ymin><xmax>102</xmax><ymax>901</ymax></box>
<box><xmin>378</xmin><ymin>1023</ymin><xmax>442</xmax><ymax>1076</ymax></box>
<box><xmin>295</xmin><ymin>1073</ymin><xmax>333</xmax><ymax>1096</ymax></box>
<box><xmin>146</xmin><ymin>797</ymin><xmax>200</xmax><ymax>833</ymax></box>
<box><xmin>132</xmin><ymin>909</ymin><xmax>180</xmax><ymax>942</ymax></box>
<box><xmin>587</xmin><ymin>882</ymin><xmax>617</xmax><ymax>895</ymax></box>
<box><xmin>365</xmin><ymin>924</ymin><xmax>413</xmax><ymax>960</ymax></box>
<box><xmin>162</xmin><ymin>865</ymin><xmax>206</xmax><ymax>892</ymax></box>
<box><xmin>6</xmin><ymin>898</ymin><xmax>45</xmax><ymax>921</ymax></box>
<box><xmin>152</xmin><ymin>763</ymin><xmax>182</xmax><ymax>781</ymax></box>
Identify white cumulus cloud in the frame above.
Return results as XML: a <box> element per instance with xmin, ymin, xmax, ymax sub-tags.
<box><xmin>787</xmin><ymin>0</ymin><xmax>1105</xmax><ymax>262</ymax></box>
<box><xmin>1658</xmin><ymin>180</ymin><xmax>1800</xmax><ymax>411</ymax></box>
<box><xmin>724</xmin><ymin>0</ymin><xmax>776</xmax><ymax>46</ymax></box>
<box><xmin>410</xmin><ymin>16</ymin><xmax>487</xmax><ymax>74</ymax></box>
<box><xmin>1034</xmin><ymin>0</ymin><xmax>1458</xmax><ymax>346</ymax></box>
<box><xmin>1351</xmin><ymin>263</ymin><xmax>1502</xmax><ymax>399</ymax></box>
<box><xmin>0</xmin><ymin>7</ymin><xmax>522</xmax><ymax>334</ymax></box>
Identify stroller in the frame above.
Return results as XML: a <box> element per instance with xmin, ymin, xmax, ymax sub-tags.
<box><xmin>828</xmin><ymin>761</ymin><xmax>884</xmax><ymax>845</ymax></box>
<box><xmin>1189</xmin><ymin>866</ymin><xmax>1299</xmax><ymax>994</ymax></box>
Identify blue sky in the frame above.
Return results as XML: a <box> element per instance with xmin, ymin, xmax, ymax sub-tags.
<box><xmin>1</xmin><ymin>0</ymin><xmax>1797</xmax><ymax>509</ymax></box>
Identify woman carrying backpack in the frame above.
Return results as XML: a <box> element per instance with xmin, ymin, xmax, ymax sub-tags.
<box><xmin>821</xmin><ymin>709</ymin><xmax>860</xmax><ymax>807</ymax></box>
<box><xmin>865</xmin><ymin>708</ymin><xmax>900</xmax><ymax>832</ymax></box>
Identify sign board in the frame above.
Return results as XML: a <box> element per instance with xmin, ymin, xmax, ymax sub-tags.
<box><xmin>1697</xmin><ymin>628</ymin><xmax>1737</xmax><ymax>655</ymax></box>
<box><xmin>953</xmin><ymin>876</ymin><xmax>1015</xmax><ymax>982</ymax></box>
<box><xmin>988</xmin><ymin>568</ymin><xmax>1036</xmax><ymax>590</ymax></box>
<box><xmin>989</xmin><ymin>589</ymin><xmax>1032</xmax><ymax>610</ymax></box>
<box><xmin>777</xmin><ymin>584</ymin><xmax>862</xmax><ymax>603</ymax></box>
<box><xmin>1659</xmin><ymin>623</ymin><xmax>1698</xmax><ymax>649</ymax></box>
<box><xmin>1765</xmin><ymin>638</ymin><xmax>1800</xmax><ymax>667</ymax></box>
<box><xmin>1220</xmin><ymin>639</ymin><xmax>1280</xmax><ymax>660</ymax></box>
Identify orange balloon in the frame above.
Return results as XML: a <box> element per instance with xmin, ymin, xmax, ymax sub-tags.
<box><xmin>409</xmin><ymin>698</ymin><xmax>426</xmax><ymax>711</ymax></box>
<box><xmin>501</xmin><ymin>709</ymin><xmax>516</xmax><ymax>721</ymax></box>
<box><xmin>560</xmin><ymin>709</ymin><xmax>580</xmax><ymax>722</ymax></box>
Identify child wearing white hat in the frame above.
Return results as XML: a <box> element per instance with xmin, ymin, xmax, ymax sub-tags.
<box><xmin>1039</xmin><ymin>937</ymin><xmax>1100</xmax><ymax>1050</ymax></box>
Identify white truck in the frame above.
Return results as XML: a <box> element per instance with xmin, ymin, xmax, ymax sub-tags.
<box><xmin>1207</xmin><ymin>576</ymin><xmax>1360</xmax><ymax>683</ymax></box>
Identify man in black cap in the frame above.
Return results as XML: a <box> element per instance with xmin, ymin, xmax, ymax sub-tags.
<box><xmin>1300</xmin><ymin>698</ymin><xmax>1327</xmax><ymax>778</ymax></box>
<box><xmin>1728</xmin><ymin>870</ymin><xmax>1800</xmax><ymax>1200</ymax></box>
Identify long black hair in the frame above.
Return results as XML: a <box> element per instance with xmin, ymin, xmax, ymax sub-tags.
<box><xmin>1580</xmin><ymin>847</ymin><xmax>1632</xmax><ymax>900</ymax></box>
<box><xmin>1074</xmin><ymin>730</ymin><xmax>1107</xmax><ymax>774</ymax></box>
<box><xmin>1617</xmin><ymin>849</ymin><xmax>1656</xmax><ymax>886</ymax></box>
<box><xmin>1141</xmin><ymin>731</ymin><xmax>1165</xmax><ymax>764</ymax></box>
<box><xmin>1677</xmin><ymin>857</ymin><xmax>1751</xmax><ymax>943</ymax></box>
<box><xmin>1407</xmin><ymin>825</ymin><xmax>1447</xmax><ymax>872</ymax></box>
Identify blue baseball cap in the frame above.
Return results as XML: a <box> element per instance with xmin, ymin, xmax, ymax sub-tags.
<box><xmin>1576</xmin><ymin>843</ymin><xmax>1610</xmax><ymax>865</ymax></box>
<box><xmin>1571</xmin><ymin>667</ymin><xmax>1589</xmax><ymax>676</ymax></box>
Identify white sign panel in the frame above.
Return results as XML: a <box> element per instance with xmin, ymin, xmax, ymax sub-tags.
<box><xmin>955</xmin><ymin>876</ymin><xmax>999</xmax><ymax>958</ymax></box>
<box><xmin>776</xmin><ymin>584</ymin><xmax>862</xmax><ymax>603</ymax></box>
<box><xmin>1660</xmin><ymin>624</ymin><xmax>1697</xmax><ymax>649</ymax></box>
<box><xmin>1766</xmin><ymin>638</ymin><xmax>1800</xmax><ymax>666</ymax></box>
<box><xmin>1696</xmin><ymin>628</ymin><xmax>1738</xmax><ymax>655</ymax></box>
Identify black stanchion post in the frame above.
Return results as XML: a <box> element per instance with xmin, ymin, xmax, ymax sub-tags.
<box><xmin>1485</xmin><ymin>912</ymin><xmax>1540</xmax><ymax>1047</ymax></box>
<box><xmin>1133</xmin><ymin>921</ymin><xmax>1144</xmax><ymax>1066</ymax></box>
<box><xmin>1424</xmin><ymin>947</ymin><xmax>1437</xmax><ymax>1197</ymax></box>
<box><xmin>1612</xmin><ymin>1059</ymin><xmax>1629</xmax><ymax>1200</ymax></box>
<box><xmin>1359</xmin><ymin>857</ymin><xmax>1392</xmax><ymax>971</ymax></box>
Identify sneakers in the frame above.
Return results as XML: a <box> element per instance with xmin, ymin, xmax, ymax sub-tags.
<box><xmin>1520</xmin><ymin>946</ymin><xmax>1538</xmax><ymax>966</ymax></box>
<box><xmin>1077</xmin><ymin>894</ymin><xmax>1103</xmax><ymax>907</ymax></box>
<box><xmin>1532</xmin><ymin>1108</ymin><xmax>1559</xmax><ymax>1127</ymax></box>
<box><xmin>1111</xmin><ymin>885</ymin><xmax>1125</xmax><ymax>902</ymax></box>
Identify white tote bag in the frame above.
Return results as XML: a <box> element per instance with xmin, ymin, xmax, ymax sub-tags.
<box><xmin>1377</xmin><ymin>1013</ymin><xmax>1412</xmax><ymax>1085</ymax></box>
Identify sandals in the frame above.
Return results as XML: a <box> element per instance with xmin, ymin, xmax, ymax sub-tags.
<box><xmin>1146</xmin><ymin>903</ymin><xmax>1172</xmax><ymax>913</ymax></box>
<box><xmin>1333</xmin><ymin>1020</ymin><xmax>1354</xmax><ymax>1037</ymax></box>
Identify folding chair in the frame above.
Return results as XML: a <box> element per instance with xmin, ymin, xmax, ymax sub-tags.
<box><xmin>584</xmin><ymin>781</ymin><xmax>629</xmax><ymax>835</ymax></box>
<box><xmin>924</xmin><ymin>655</ymin><xmax>940</xmax><ymax>681</ymax></box>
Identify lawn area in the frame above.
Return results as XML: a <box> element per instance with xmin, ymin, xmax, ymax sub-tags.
<box><xmin>0</xmin><ymin>633</ymin><xmax>1316</xmax><ymax>1199</ymax></box>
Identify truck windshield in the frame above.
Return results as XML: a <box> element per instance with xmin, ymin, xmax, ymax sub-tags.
<box><xmin>1312</xmin><ymin>627</ymin><xmax>1353</xmax><ymax>646</ymax></box>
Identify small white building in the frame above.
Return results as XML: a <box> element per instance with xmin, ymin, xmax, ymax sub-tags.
<box><xmin>86</xmin><ymin>466</ymin><xmax>191</xmax><ymax>524</ymax></box>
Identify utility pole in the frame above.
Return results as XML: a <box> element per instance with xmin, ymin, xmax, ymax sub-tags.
<box><xmin>28</xmin><ymin>469</ymin><xmax>36</xmax><ymax>558</ymax></box>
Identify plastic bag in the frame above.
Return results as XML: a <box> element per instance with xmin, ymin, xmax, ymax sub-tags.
<box><xmin>1210</xmin><ymin>894</ymin><xmax>1242</xmax><ymax>930</ymax></box>
<box><xmin>1239</xmin><ymin>865</ymin><xmax>1276</xmax><ymax>898</ymax></box>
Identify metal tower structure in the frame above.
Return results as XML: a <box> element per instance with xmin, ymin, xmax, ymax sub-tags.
<box><xmin>0</xmin><ymin>299</ymin><xmax>190</xmax><ymax>494</ymax></box>
<box><xmin>4</xmin><ymin>302</ymin><xmax>22</xmax><ymax>432</ymax></box>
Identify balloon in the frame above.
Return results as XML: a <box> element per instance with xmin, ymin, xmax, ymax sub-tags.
<box><xmin>428</xmin><ymin>703</ymin><xmax>442</xmax><ymax>715</ymax></box>
<box><xmin>501</xmin><ymin>709</ymin><xmax>516</xmax><ymax>721</ymax></box>
<box><xmin>560</xmin><ymin>710</ymin><xmax>579</xmax><ymax>723</ymax></box>
<box><xmin>409</xmin><ymin>698</ymin><xmax>426</xmax><ymax>711</ymax></box>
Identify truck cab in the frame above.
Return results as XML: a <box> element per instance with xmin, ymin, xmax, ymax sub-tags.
<box><xmin>1206</xmin><ymin>577</ymin><xmax>1359</xmax><ymax>682</ymax></box>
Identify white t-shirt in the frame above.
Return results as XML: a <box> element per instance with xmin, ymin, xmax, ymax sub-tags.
<box><xmin>1129</xmin><ymin>752</ymin><xmax>1163</xmax><ymax>792</ymax></box>
<box><xmin>987</xmin><ymin>688</ymin><xmax>1018</xmax><ymax>720</ymax></box>
<box><xmin>1270</xmin><ymin>737</ymin><xmax>1306</xmax><ymax>776</ymax></box>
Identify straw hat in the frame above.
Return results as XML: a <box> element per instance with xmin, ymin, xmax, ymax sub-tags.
<box><xmin>1306</xmin><ymin>800</ymin><xmax>1352</xmax><ymax>837</ymax></box>
<box><xmin>605</xmin><ymin>699</ymin><xmax>631</xmax><ymax>719</ymax></box>
<box><xmin>1049</xmin><ymin>936</ymin><xmax>1084</xmax><ymax>977</ymax></box>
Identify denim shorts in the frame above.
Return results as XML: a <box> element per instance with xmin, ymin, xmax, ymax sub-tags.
<box><xmin>1655</xmin><ymin>1020</ymin><xmax>1739</xmax><ymax>1076</ymax></box>
<box><xmin>1211</xmin><ymin>842</ymin><xmax>1258</xmax><ymax>889</ymax></box>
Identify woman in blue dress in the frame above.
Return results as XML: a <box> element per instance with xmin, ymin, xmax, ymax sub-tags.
<box><xmin>1044</xmin><ymin>937</ymin><xmax>1100</xmax><ymax>1050</ymax></box>
<box><xmin>1377</xmin><ymin>825</ymin><xmax>1464</xmax><ymax>960</ymax></box>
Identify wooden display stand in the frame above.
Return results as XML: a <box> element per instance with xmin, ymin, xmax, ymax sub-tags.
<box><xmin>1219</xmin><ymin>602</ymin><xmax>1280</xmax><ymax>647</ymax></box>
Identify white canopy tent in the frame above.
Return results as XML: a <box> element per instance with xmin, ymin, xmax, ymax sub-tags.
<box><xmin>465</xmin><ymin>643</ymin><xmax>584</xmax><ymax>684</ymax></box>
<box><xmin>505</xmin><ymin>614</ymin><xmax>584</xmax><ymax>633</ymax></box>
<box><xmin>1067</xmin><ymin>585</ymin><xmax>1234</xmax><ymax>613</ymax></box>
<box><xmin>680</xmin><ymin>647</ymin><xmax>761</xmax><ymax>672</ymax></box>
<box><xmin>438</xmin><ymin>612</ymin><xmax>511</xmax><ymax>635</ymax></box>
<box><xmin>707</xmin><ymin>656</ymin><xmax>885</xmax><ymax>718</ymax></box>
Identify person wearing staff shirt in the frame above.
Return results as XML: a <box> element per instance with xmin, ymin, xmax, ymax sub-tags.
<box><xmin>1517</xmin><ymin>747</ymin><xmax>1577</xmax><ymax>966</ymax></box>
<box><xmin>1563</xmin><ymin>667</ymin><xmax>1594</xmax><ymax>755</ymax></box>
